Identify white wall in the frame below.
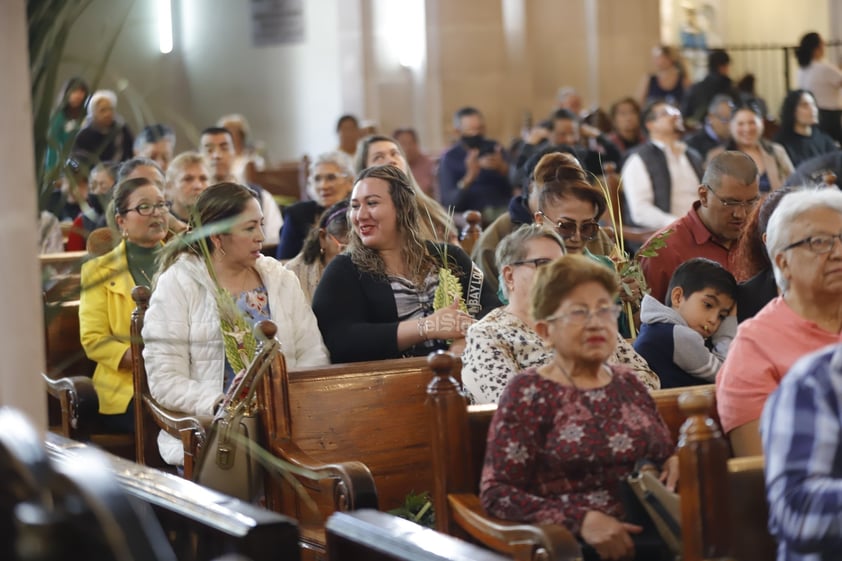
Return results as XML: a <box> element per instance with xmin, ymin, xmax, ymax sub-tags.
<box><xmin>179</xmin><ymin>0</ymin><xmax>345</xmax><ymax>161</ymax></box>
<box><xmin>60</xmin><ymin>0</ymin><xmax>347</xmax><ymax>162</ymax></box>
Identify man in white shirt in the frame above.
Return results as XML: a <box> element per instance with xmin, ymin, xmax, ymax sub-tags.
<box><xmin>621</xmin><ymin>101</ymin><xmax>704</xmax><ymax>230</ymax></box>
<box><xmin>199</xmin><ymin>127</ymin><xmax>283</xmax><ymax>246</ymax></box>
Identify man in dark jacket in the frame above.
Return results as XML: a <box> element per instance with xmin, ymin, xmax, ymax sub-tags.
<box><xmin>681</xmin><ymin>49</ymin><xmax>741</xmax><ymax>126</ymax></box>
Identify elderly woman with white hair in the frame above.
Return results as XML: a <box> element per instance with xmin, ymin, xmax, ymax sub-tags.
<box><xmin>717</xmin><ymin>188</ymin><xmax>842</xmax><ymax>456</ymax></box>
<box><xmin>461</xmin><ymin>224</ymin><xmax>659</xmax><ymax>404</ymax></box>
<box><xmin>73</xmin><ymin>89</ymin><xmax>134</xmax><ymax>163</ymax></box>
<box><xmin>276</xmin><ymin>152</ymin><xmax>354</xmax><ymax>260</ymax></box>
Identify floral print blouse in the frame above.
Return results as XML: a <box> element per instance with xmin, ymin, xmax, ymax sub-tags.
<box><xmin>222</xmin><ymin>285</ymin><xmax>272</xmax><ymax>391</ymax></box>
<box><xmin>479</xmin><ymin>366</ymin><xmax>673</xmax><ymax>535</ymax></box>
<box><xmin>461</xmin><ymin>307</ymin><xmax>660</xmax><ymax>404</ymax></box>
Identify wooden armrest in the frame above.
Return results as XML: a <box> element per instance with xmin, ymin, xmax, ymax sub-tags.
<box><xmin>42</xmin><ymin>372</ymin><xmax>99</xmax><ymax>437</ymax></box>
<box><xmin>141</xmin><ymin>394</ymin><xmax>210</xmax><ymax>448</ymax></box>
<box><xmin>270</xmin><ymin>438</ymin><xmax>378</xmax><ymax>511</ymax></box>
<box><xmin>448</xmin><ymin>493</ymin><xmax>581</xmax><ymax>561</ymax></box>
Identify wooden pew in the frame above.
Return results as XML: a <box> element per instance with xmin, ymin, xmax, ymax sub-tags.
<box><xmin>246</xmin><ymin>156</ymin><xmax>310</xmax><ymax>201</ymax></box>
<box><xmin>131</xmin><ymin>286</ymin><xmax>211</xmax><ymax>476</ymax></box>
<box><xmin>40</xmin><ymin>430</ymin><xmax>300</xmax><ymax>561</ymax></box>
<box><xmin>258</xmin><ymin>355</ymin><xmax>443</xmax><ymax>557</ymax></box>
<box><xmin>459</xmin><ymin>210</ymin><xmax>483</xmax><ymax>255</ymax></box>
<box><xmin>677</xmin><ymin>391</ymin><xmax>773</xmax><ymax>561</ymax></box>
<box><xmin>427</xmin><ymin>352</ymin><xmax>581</xmax><ymax>561</ymax></box>
<box><xmin>43</xmin><ymin>298</ymin><xmax>94</xmax><ymax>380</ymax></box>
<box><xmin>326</xmin><ymin>509</ymin><xmax>509</xmax><ymax>561</ymax></box>
<box><xmin>426</xmin><ymin>351</ymin><xmax>720</xmax><ymax>560</ymax></box>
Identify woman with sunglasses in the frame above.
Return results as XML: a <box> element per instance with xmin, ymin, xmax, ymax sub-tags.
<box><xmin>531</xmin><ymin>152</ymin><xmax>644</xmax><ymax>335</ymax></box>
<box><xmin>462</xmin><ymin>225</ymin><xmax>659</xmax><ymax>404</ymax></box>
<box><xmin>480</xmin><ymin>254</ymin><xmax>676</xmax><ymax>561</ymax></box>
<box><xmin>79</xmin><ymin>177</ymin><xmax>169</xmax><ymax>433</ymax></box>
<box><xmin>284</xmin><ymin>199</ymin><xmax>350</xmax><ymax>303</ymax></box>
<box><xmin>472</xmin><ymin>150</ymin><xmax>615</xmax><ymax>297</ymax></box>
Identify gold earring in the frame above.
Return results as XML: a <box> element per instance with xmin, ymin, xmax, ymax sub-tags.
<box><xmin>121</xmin><ymin>230</ymin><xmax>128</xmax><ymax>240</ymax></box>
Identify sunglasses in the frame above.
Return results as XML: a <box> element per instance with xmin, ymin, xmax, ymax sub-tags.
<box><xmin>538</xmin><ymin>212</ymin><xmax>600</xmax><ymax>241</ymax></box>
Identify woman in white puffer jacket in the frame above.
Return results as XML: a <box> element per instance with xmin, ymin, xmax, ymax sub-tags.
<box><xmin>143</xmin><ymin>182</ymin><xmax>329</xmax><ymax>465</ymax></box>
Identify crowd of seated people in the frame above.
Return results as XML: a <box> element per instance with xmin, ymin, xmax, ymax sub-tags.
<box><xmin>41</xmin><ymin>32</ymin><xmax>842</xmax><ymax>559</ymax></box>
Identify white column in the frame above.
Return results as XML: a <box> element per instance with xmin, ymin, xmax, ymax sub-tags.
<box><xmin>0</xmin><ymin>1</ymin><xmax>48</xmax><ymax>430</ymax></box>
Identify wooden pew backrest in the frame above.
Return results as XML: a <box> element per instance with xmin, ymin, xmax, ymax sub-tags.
<box><xmin>677</xmin><ymin>391</ymin><xmax>774</xmax><ymax>561</ymax></box>
<box><xmin>260</xmin><ymin>355</ymin><xmax>446</xmax><ymax>555</ymax></box>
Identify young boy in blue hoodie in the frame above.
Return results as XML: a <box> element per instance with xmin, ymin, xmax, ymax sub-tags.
<box><xmin>634</xmin><ymin>257</ymin><xmax>738</xmax><ymax>388</ymax></box>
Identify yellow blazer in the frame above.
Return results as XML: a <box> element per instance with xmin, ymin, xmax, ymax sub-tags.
<box><xmin>79</xmin><ymin>241</ymin><xmax>137</xmax><ymax>415</ymax></box>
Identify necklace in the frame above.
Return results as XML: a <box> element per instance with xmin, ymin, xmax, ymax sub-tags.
<box><xmin>553</xmin><ymin>359</ymin><xmax>610</xmax><ymax>391</ymax></box>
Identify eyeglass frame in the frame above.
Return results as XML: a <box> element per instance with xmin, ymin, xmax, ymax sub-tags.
<box><xmin>543</xmin><ymin>304</ymin><xmax>622</xmax><ymax>326</ymax></box>
<box><xmin>312</xmin><ymin>172</ymin><xmax>349</xmax><ymax>184</ymax></box>
<box><xmin>782</xmin><ymin>233</ymin><xmax>842</xmax><ymax>254</ymax></box>
<box><xmin>510</xmin><ymin>257</ymin><xmax>553</xmax><ymax>269</ymax></box>
<box><xmin>536</xmin><ymin>211</ymin><xmax>600</xmax><ymax>241</ymax></box>
<box><xmin>703</xmin><ymin>185</ymin><xmax>760</xmax><ymax>209</ymax></box>
<box><xmin>121</xmin><ymin>201</ymin><xmax>171</xmax><ymax>216</ymax></box>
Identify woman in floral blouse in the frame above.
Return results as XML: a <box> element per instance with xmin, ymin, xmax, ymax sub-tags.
<box><xmin>480</xmin><ymin>254</ymin><xmax>677</xmax><ymax>561</ymax></box>
<box><xmin>461</xmin><ymin>225</ymin><xmax>659</xmax><ymax>404</ymax></box>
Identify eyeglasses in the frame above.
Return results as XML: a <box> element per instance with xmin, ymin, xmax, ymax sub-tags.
<box><xmin>783</xmin><ymin>233</ymin><xmax>842</xmax><ymax>254</ymax></box>
<box><xmin>538</xmin><ymin>212</ymin><xmax>600</xmax><ymax>241</ymax></box>
<box><xmin>313</xmin><ymin>173</ymin><xmax>345</xmax><ymax>183</ymax></box>
<box><xmin>545</xmin><ymin>305</ymin><xmax>621</xmax><ymax>325</ymax></box>
<box><xmin>704</xmin><ymin>186</ymin><xmax>760</xmax><ymax>209</ymax></box>
<box><xmin>327</xmin><ymin>232</ymin><xmax>348</xmax><ymax>250</ymax></box>
<box><xmin>123</xmin><ymin>201</ymin><xmax>171</xmax><ymax>216</ymax></box>
<box><xmin>510</xmin><ymin>257</ymin><xmax>553</xmax><ymax>268</ymax></box>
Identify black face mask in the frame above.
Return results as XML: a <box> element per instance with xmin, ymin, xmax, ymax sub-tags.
<box><xmin>461</xmin><ymin>134</ymin><xmax>485</xmax><ymax>150</ymax></box>
<box><xmin>86</xmin><ymin>191</ymin><xmax>111</xmax><ymax>216</ymax></box>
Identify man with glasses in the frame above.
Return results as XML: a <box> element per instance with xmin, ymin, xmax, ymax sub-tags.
<box><xmin>621</xmin><ymin>100</ymin><xmax>704</xmax><ymax>230</ymax></box>
<box><xmin>685</xmin><ymin>95</ymin><xmax>734</xmax><ymax>160</ymax></box>
<box><xmin>640</xmin><ymin>151</ymin><xmax>759</xmax><ymax>303</ymax></box>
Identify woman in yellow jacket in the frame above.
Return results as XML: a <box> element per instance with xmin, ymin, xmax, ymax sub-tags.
<box><xmin>79</xmin><ymin>176</ymin><xmax>168</xmax><ymax>432</ymax></box>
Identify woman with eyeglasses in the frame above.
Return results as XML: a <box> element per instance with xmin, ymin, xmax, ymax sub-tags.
<box><xmin>284</xmin><ymin>199</ymin><xmax>350</xmax><ymax>303</ymax></box>
<box><xmin>79</xmin><ymin>177</ymin><xmax>169</xmax><ymax>433</ymax></box>
<box><xmin>144</xmin><ymin>183</ymin><xmax>329</xmax><ymax>465</ymax></box>
<box><xmin>707</xmin><ymin>105</ymin><xmax>794</xmax><ymax>193</ymax></box>
<box><xmin>717</xmin><ymin>189</ymin><xmax>842</xmax><ymax>457</ymax></box>
<box><xmin>462</xmin><ymin>225</ymin><xmax>659</xmax><ymax>404</ymax></box>
<box><xmin>276</xmin><ymin>152</ymin><xmax>354</xmax><ymax>260</ymax></box>
<box><xmin>480</xmin><ymin>254</ymin><xmax>676</xmax><ymax>561</ymax></box>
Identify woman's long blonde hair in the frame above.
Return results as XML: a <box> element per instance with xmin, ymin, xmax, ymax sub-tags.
<box><xmin>355</xmin><ymin>134</ymin><xmax>455</xmax><ymax>242</ymax></box>
<box><xmin>346</xmin><ymin>165</ymin><xmax>436</xmax><ymax>285</ymax></box>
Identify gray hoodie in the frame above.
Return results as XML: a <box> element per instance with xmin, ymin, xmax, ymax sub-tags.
<box><xmin>638</xmin><ymin>294</ymin><xmax>737</xmax><ymax>382</ymax></box>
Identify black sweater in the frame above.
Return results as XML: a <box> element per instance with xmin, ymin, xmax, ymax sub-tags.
<box><xmin>312</xmin><ymin>242</ymin><xmax>500</xmax><ymax>363</ymax></box>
